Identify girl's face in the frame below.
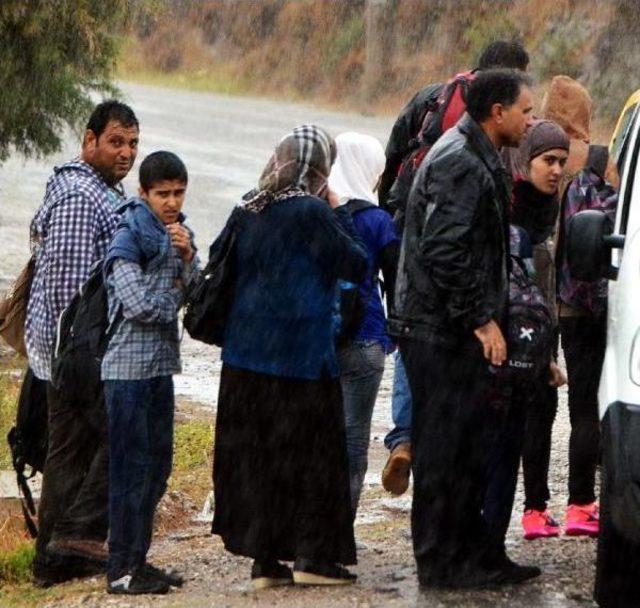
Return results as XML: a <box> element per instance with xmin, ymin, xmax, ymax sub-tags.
<box><xmin>528</xmin><ymin>149</ymin><xmax>569</xmax><ymax>195</ymax></box>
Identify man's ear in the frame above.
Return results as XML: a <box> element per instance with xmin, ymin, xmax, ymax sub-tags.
<box><xmin>83</xmin><ymin>129</ymin><xmax>97</xmax><ymax>154</ymax></box>
<box><xmin>491</xmin><ymin>103</ymin><xmax>505</xmax><ymax>125</ymax></box>
<box><xmin>138</xmin><ymin>186</ymin><xmax>146</xmax><ymax>198</ymax></box>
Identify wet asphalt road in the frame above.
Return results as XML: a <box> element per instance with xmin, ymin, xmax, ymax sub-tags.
<box><xmin>0</xmin><ymin>82</ymin><xmax>392</xmax><ymax>284</ymax></box>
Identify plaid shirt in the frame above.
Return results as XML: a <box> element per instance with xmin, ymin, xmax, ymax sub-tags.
<box><xmin>101</xmin><ymin>248</ymin><xmax>199</xmax><ymax>381</ymax></box>
<box><xmin>25</xmin><ymin>160</ymin><xmax>123</xmax><ymax>380</ymax></box>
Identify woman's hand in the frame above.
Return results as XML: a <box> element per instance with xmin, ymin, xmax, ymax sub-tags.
<box><xmin>548</xmin><ymin>361</ymin><xmax>567</xmax><ymax>387</ymax></box>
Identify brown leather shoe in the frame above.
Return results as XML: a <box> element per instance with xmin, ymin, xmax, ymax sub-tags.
<box><xmin>382</xmin><ymin>442</ymin><xmax>412</xmax><ymax>495</ymax></box>
<box><xmin>47</xmin><ymin>538</ymin><xmax>108</xmax><ymax>563</ymax></box>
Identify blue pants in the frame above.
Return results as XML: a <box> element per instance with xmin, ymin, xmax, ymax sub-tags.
<box><xmin>338</xmin><ymin>340</ymin><xmax>386</xmax><ymax>515</ymax></box>
<box><xmin>384</xmin><ymin>350</ymin><xmax>413</xmax><ymax>451</ymax></box>
<box><xmin>104</xmin><ymin>376</ymin><xmax>174</xmax><ymax>580</ymax></box>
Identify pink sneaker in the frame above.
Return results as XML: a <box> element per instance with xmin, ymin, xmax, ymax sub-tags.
<box><xmin>522</xmin><ymin>509</ymin><xmax>561</xmax><ymax>540</ymax></box>
<box><xmin>565</xmin><ymin>502</ymin><xmax>599</xmax><ymax>537</ymax></box>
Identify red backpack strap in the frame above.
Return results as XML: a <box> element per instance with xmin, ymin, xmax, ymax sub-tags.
<box><xmin>441</xmin><ymin>71</ymin><xmax>475</xmax><ymax>132</ymax></box>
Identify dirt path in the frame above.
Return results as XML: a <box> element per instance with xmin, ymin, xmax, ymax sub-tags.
<box><xmin>11</xmin><ymin>352</ymin><xmax>597</xmax><ymax>608</ymax></box>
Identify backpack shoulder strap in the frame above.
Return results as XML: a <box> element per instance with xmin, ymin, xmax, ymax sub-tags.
<box><xmin>586</xmin><ymin>144</ymin><xmax>609</xmax><ymax>180</ymax></box>
<box><xmin>344</xmin><ymin>199</ymin><xmax>377</xmax><ymax>216</ymax></box>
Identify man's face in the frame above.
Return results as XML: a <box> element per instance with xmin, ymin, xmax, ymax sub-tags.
<box><xmin>496</xmin><ymin>85</ymin><xmax>534</xmax><ymax>147</ymax></box>
<box><xmin>83</xmin><ymin>120</ymin><xmax>139</xmax><ymax>185</ymax></box>
<box><xmin>139</xmin><ymin>179</ymin><xmax>187</xmax><ymax>225</ymax></box>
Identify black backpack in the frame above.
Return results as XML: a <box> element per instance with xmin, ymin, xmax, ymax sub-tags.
<box><xmin>6</xmin><ymin>368</ymin><xmax>48</xmax><ymax>537</ymax></box>
<box><xmin>336</xmin><ymin>200</ymin><xmax>378</xmax><ymax>344</ymax></box>
<box><xmin>50</xmin><ymin>261</ymin><xmax>121</xmax><ymax>402</ymax></box>
<box><xmin>504</xmin><ymin>256</ymin><xmax>553</xmax><ymax>377</ymax></box>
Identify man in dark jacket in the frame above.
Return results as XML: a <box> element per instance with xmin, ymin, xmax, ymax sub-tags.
<box><xmin>391</xmin><ymin>69</ymin><xmax>534</xmax><ymax>589</ymax></box>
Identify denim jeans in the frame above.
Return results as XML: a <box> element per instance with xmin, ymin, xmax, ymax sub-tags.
<box><xmin>104</xmin><ymin>376</ymin><xmax>174</xmax><ymax>580</ymax></box>
<box><xmin>338</xmin><ymin>340</ymin><xmax>386</xmax><ymax>515</ymax></box>
<box><xmin>383</xmin><ymin>350</ymin><xmax>413</xmax><ymax>451</ymax></box>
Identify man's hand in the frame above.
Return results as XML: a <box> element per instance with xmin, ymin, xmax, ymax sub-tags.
<box><xmin>167</xmin><ymin>223</ymin><xmax>194</xmax><ymax>263</ymax></box>
<box><xmin>548</xmin><ymin>361</ymin><xmax>567</xmax><ymax>387</ymax></box>
<box><xmin>474</xmin><ymin>319</ymin><xmax>507</xmax><ymax>366</ymax></box>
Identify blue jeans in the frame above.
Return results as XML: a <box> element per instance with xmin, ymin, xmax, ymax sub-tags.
<box><xmin>338</xmin><ymin>340</ymin><xmax>386</xmax><ymax>515</ymax></box>
<box><xmin>384</xmin><ymin>350</ymin><xmax>413</xmax><ymax>451</ymax></box>
<box><xmin>104</xmin><ymin>376</ymin><xmax>174</xmax><ymax>580</ymax></box>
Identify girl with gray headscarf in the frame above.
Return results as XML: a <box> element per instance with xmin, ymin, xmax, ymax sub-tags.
<box><xmin>211</xmin><ymin>126</ymin><xmax>367</xmax><ymax>589</ymax></box>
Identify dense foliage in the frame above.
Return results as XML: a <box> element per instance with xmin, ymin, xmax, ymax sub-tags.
<box><xmin>0</xmin><ymin>0</ymin><xmax>128</xmax><ymax>160</ymax></box>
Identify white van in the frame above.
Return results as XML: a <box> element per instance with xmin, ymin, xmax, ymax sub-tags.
<box><xmin>567</xmin><ymin>95</ymin><xmax>640</xmax><ymax>607</ymax></box>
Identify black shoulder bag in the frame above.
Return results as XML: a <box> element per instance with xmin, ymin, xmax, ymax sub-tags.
<box><xmin>183</xmin><ymin>207</ymin><xmax>244</xmax><ymax>346</ymax></box>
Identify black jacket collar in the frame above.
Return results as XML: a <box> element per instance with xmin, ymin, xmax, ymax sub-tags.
<box><xmin>457</xmin><ymin>113</ymin><xmax>505</xmax><ymax>176</ymax></box>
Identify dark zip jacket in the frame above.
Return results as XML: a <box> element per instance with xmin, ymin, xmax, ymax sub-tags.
<box><xmin>389</xmin><ymin>114</ymin><xmax>511</xmax><ymax>348</ymax></box>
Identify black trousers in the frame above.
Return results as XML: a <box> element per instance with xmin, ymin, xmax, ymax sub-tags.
<box><xmin>521</xmin><ymin>380</ymin><xmax>558</xmax><ymax>511</ymax></box>
<box><xmin>401</xmin><ymin>337</ymin><xmax>495</xmax><ymax>584</ymax></box>
<box><xmin>35</xmin><ymin>382</ymin><xmax>109</xmax><ymax>563</ymax></box>
<box><xmin>560</xmin><ymin>315</ymin><xmax>607</xmax><ymax>505</ymax></box>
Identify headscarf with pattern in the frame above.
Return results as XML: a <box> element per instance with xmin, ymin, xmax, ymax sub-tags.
<box><xmin>243</xmin><ymin>125</ymin><xmax>336</xmax><ymax>213</ymax></box>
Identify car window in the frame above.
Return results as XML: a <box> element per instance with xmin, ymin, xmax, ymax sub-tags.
<box><xmin>618</xmin><ymin>113</ymin><xmax>640</xmax><ymax>237</ymax></box>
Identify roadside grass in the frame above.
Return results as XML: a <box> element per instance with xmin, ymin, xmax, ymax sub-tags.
<box><xmin>170</xmin><ymin>412</ymin><xmax>214</xmax><ymax>509</ymax></box>
<box><xmin>118</xmin><ymin>66</ymin><xmax>250</xmax><ymax>98</ymax></box>
<box><xmin>0</xmin><ymin>361</ymin><xmax>23</xmax><ymax>470</ymax></box>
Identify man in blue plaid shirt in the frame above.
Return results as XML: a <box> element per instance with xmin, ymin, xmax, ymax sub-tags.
<box><xmin>25</xmin><ymin>101</ymin><xmax>139</xmax><ymax>586</ymax></box>
<box><xmin>100</xmin><ymin>151</ymin><xmax>198</xmax><ymax>595</ymax></box>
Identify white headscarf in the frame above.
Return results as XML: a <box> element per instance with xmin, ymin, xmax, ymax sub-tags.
<box><xmin>328</xmin><ymin>132</ymin><xmax>386</xmax><ymax>205</ymax></box>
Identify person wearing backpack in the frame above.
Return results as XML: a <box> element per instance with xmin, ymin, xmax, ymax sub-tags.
<box><xmin>482</xmin><ymin>120</ymin><xmax>570</xmax><ymax>559</ymax></box>
<box><xmin>379</xmin><ymin>42</ymin><xmax>530</xmax><ymax>497</ymax></box>
<box><xmin>541</xmin><ymin>76</ymin><xmax>619</xmax><ymax>537</ymax></box>
<box><xmin>379</xmin><ymin>39</ymin><xmax>530</xmax><ymax>218</ymax></box>
<box><xmin>24</xmin><ymin>101</ymin><xmax>139</xmax><ymax>587</ymax></box>
<box><xmin>328</xmin><ymin>132</ymin><xmax>400</xmax><ymax>517</ymax></box>
<box><xmin>100</xmin><ymin>151</ymin><xmax>198</xmax><ymax>595</ymax></box>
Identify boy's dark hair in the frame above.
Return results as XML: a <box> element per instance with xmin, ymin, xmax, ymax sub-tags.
<box><xmin>477</xmin><ymin>40</ymin><xmax>529</xmax><ymax>71</ymax></box>
<box><xmin>466</xmin><ymin>69</ymin><xmax>532</xmax><ymax>123</ymax></box>
<box><xmin>86</xmin><ymin>100</ymin><xmax>138</xmax><ymax>139</ymax></box>
<box><xmin>139</xmin><ymin>151</ymin><xmax>188</xmax><ymax>191</ymax></box>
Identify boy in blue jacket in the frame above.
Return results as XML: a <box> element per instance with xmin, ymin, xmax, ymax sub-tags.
<box><xmin>101</xmin><ymin>151</ymin><xmax>199</xmax><ymax>595</ymax></box>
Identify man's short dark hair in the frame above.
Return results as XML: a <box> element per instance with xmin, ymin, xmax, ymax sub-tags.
<box><xmin>477</xmin><ymin>40</ymin><xmax>529</xmax><ymax>71</ymax></box>
<box><xmin>139</xmin><ymin>151</ymin><xmax>188</xmax><ymax>191</ymax></box>
<box><xmin>86</xmin><ymin>100</ymin><xmax>139</xmax><ymax>139</ymax></box>
<box><xmin>466</xmin><ymin>69</ymin><xmax>532</xmax><ymax>123</ymax></box>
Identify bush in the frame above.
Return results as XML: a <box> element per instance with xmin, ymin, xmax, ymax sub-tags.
<box><xmin>0</xmin><ymin>542</ymin><xmax>35</xmax><ymax>584</ymax></box>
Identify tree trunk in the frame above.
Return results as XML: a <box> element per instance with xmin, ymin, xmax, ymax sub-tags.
<box><xmin>363</xmin><ymin>0</ymin><xmax>397</xmax><ymax>103</ymax></box>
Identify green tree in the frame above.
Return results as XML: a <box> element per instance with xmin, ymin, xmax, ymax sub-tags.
<box><xmin>0</xmin><ymin>0</ymin><xmax>128</xmax><ymax>161</ymax></box>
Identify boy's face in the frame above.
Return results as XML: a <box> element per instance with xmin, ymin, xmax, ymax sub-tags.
<box><xmin>139</xmin><ymin>179</ymin><xmax>187</xmax><ymax>225</ymax></box>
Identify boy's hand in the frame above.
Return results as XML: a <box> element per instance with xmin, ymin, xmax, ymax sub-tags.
<box><xmin>167</xmin><ymin>223</ymin><xmax>194</xmax><ymax>263</ymax></box>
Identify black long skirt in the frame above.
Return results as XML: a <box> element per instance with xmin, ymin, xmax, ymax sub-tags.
<box><xmin>212</xmin><ymin>364</ymin><xmax>357</xmax><ymax>565</ymax></box>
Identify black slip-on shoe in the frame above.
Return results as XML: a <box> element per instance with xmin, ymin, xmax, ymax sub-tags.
<box><xmin>482</xmin><ymin>552</ymin><xmax>541</xmax><ymax>583</ymax></box>
<box><xmin>143</xmin><ymin>562</ymin><xmax>184</xmax><ymax>587</ymax></box>
<box><xmin>293</xmin><ymin>558</ymin><xmax>356</xmax><ymax>586</ymax></box>
<box><xmin>107</xmin><ymin>571</ymin><xmax>170</xmax><ymax>595</ymax></box>
<box><xmin>32</xmin><ymin>557</ymin><xmax>105</xmax><ymax>588</ymax></box>
<box><xmin>251</xmin><ymin>560</ymin><xmax>293</xmax><ymax>590</ymax></box>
